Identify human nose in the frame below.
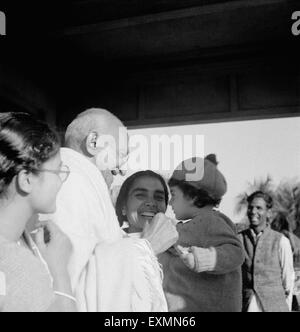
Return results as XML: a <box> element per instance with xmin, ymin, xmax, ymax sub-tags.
<box><xmin>252</xmin><ymin>207</ymin><xmax>258</xmax><ymax>213</ymax></box>
<box><xmin>145</xmin><ymin>199</ymin><xmax>156</xmax><ymax>208</ymax></box>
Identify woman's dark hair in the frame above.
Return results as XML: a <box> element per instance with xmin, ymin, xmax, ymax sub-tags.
<box><xmin>0</xmin><ymin>112</ymin><xmax>60</xmax><ymax>196</ymax></box>
<box><xmin>168</xmin><ymin>178</ymin><xmax>221</xmax><ymax>208</ymax></box>
<box><xmin>115</xmin><ymin>170</ymin><xmax>169</xmax><ymax>227</ymax></box>
<box><xmin>247</xmin><ymin>191</ymin><xmax>273</xmax><ymax>209</ymax></box>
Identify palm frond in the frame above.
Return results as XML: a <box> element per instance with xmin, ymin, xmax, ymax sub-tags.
<box><xmin>273</xmin><ymin>180</ymin><xmax>300</xmax><ymax>233</ymax></box>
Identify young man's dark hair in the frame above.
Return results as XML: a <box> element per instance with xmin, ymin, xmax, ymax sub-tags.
<box><xmin>247</xmin><ymin>191</ymin><xmax>273</xmax><ymax>209</ymax></box>
<box><xmin>240</xmin><ymin>190</ymin><xmax>294</xmax><ymax>312</ymax></box>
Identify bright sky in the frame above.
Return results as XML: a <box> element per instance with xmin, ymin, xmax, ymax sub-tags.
<box><xmin>113</xmin><ymin>116</ymin><xmax>300</xmax><ymax>223</ymax></box>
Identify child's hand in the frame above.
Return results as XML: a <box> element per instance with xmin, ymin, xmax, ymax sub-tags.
<box><xmin>177</xmin><ymin>246</ymin><xmax>217</xmax><ymax>273</ymax></box>
<box><xmin>176</xmin><ymin>245</ymin><xmax>196</xmax><ymax>270</ymax></box>
<box><xmin>142</xmin><ymin>213</ymin><xmax>179</xmax><ymax>255</ymax></box>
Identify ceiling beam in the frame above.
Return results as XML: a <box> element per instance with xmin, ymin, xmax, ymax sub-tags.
<box><xmin>62</xmin><ymin>0</ymin><xmax>291</xmax><ymax>36</ymax></box>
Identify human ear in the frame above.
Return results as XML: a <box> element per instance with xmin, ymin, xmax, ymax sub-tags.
<box><xmin>86</xmin><ymin>131</ymin><xmax>99</xmax><ymax>156</ymax></box>
<box><xmin>122</xmin><ymin>207</ymin><xmax>127</xmax><ymax>216</ymax></box>
<box><xmin>16</xmin><ymin>170</ymin><xmax>34</xmax><ymax>194</ymax></box>
<box><xmin>267</xmin><ymin>209</ymin><xmax>273</xmax><ymax>222</ymax></box>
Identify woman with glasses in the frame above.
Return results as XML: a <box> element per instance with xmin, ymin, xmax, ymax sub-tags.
<box><xmin>0</xmin><ymin>112</ymin><xmax>76</xmax><ymax>312</ymax></box>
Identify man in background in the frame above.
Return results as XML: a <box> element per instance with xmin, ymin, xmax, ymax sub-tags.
<box><xmin>240</xmin><ymin>191</ymin><xmax>295</xmax><ymax>312</ymax></box>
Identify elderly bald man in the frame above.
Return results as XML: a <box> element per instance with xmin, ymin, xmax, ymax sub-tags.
<box><xmin>65</xmin><ymin>108</ymin><xmax>128</xmax><ymax>188</ymax></box>
<box><xmin>42</xmin><ymin>108</ymin><xmax>178</xmax><ymax>312</ymax></box>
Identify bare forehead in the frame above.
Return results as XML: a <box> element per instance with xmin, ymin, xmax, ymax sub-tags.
<box><xmin>92</xmin><ymin>115</ymin><xmax>125</xmax><ymax>134</ymax></box>
<box><xmin>130</xmin><ymin>176</ymin><xmax>165</xmax><ymax>193</ymax></box>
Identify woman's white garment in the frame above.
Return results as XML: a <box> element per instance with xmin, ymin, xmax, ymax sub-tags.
<box><xmin>247</xmin><ymin>233</ymin><xmax>295</xmax><ymax>312</ymax></box>
<box><xmin>40</xmin><ymin>148</ymin><xmax>167</xmax><ymax>312</ymax></box>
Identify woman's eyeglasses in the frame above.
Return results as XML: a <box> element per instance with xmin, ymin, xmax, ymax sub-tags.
<box><xmin>37</xmin><ymin>165</ymin><xmax>71</xmax><ymax>183</ymax></box>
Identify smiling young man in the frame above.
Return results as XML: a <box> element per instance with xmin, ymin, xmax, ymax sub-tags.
<box><xmin>240</xmin><ymin>191</ymin><xmax>295</xmax><ymax>312</ymax></box>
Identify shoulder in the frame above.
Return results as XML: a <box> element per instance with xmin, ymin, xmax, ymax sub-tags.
<box><xmin>0</xmin><ymin>238</ymin><xmax>34</xmax><ymax>263</ymax></box>
<box><xmin>0</xmin><ymin>243</ymin><xmax>47</xmax><ymax>287</ymax></box>
<box><xmin>214</xmin><ymin>211</ymin><xmax>237</xmax><ymax>232</ymax></box>
<box><xmin>0</xmin><ymin>239</ymin><xmax>49</xmax><ymax>287</ymax></box>
<box><xmin>239</xmin><ymin>228</ymin><xmax>250</xmax><ymax>236</ymax></box>
<box><xmin>0</xmin><ymin>239</ymin><xmax>29</xmax><ymax>267</ymax></box>
<box><xmin>190</xmin><ymin>208</ymin><xmax>216</xmax><ymax>226</ymax></box>
<box><xmin>208</xmin><ymin>210</ymin><xmax>237</xmax><ymax>235</ymax></box>
<box><xmin>0</xmin><ymin>242</ymin><xmax>54</xmax><ymax>312</ymax></box>
<box><xmin>279</xmin><ymin>234</ymin><xmax>292</xmax><ymax>249</ymax></box>
<box><xmin>195</xmin><ymin>211</ymin><xmax>242</xmax><ymax>246</ymax></box>
<box><xmin>267</xmin><ymin>228</ymin><xmax>284</xmax><ymax>241</ymax></box>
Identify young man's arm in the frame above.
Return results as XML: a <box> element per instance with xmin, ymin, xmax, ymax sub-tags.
<box><xmin>279</xmin><ymin>235</ymin><xmax>295</xmax><ymax>311</ymax></box>
<box><xmin>0</xmin><ymin>271</ymin><xmax>5</xmax><ymax>311</ymax></box>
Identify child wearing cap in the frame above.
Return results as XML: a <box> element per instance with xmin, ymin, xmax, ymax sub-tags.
<box><xmin>159</xmin><ymin>154</ymin><xmax>244</xmax><ymax>312</ymax></box>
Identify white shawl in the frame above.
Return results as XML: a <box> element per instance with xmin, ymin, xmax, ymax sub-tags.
<box><xmin>41</xmin><ymin>148</ymin><xmax>167</xmax><ymax>312</ymax></box>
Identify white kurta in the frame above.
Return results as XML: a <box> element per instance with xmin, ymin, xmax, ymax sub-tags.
<box><xmin>41</xmin><ymin>148</ymin><xmax>167</xmax><ymax>312</ymax></box>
